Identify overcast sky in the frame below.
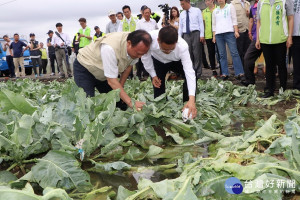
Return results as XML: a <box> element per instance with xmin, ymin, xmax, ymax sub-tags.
<box><xmin>0</xmin><ymin>0</ymin><xmax>181</xmax><ymax>43</ymax></box>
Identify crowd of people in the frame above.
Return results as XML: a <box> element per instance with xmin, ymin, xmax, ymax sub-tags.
<box><xmin>1</xmin><ymin>0</ymin><xmax>300</xmax><ymax>111</ymax></box>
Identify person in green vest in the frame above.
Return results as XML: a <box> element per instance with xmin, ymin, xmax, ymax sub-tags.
<box><xmin>93</xmin><ymin>26</ymin><xmax>106</xmax><ymax>41</ymax></box>
<box><xmin>39</xmin><ymin>42</ymin><xmax>48</xmax><ymax>75</ymax></box>
<box><xmin>72</xmin><ymin>33</ymin><xmax>80</xmax><ymax>55</ymax></box>
<box><xmin>118</xmin><ymin>5</ymin><xmax>139</xmax><ymax>32</ymax></box>
<box><xmin>78</xmin><ymin>18</ymin><xmax>92</xmax><ymax>48</ymax></box>
<box><xmin>255</xmin><ymin>0</ymin><xmax>294</xmax><ymax>98</ymax></box>
<box><xmin>73</xmin><ymin>30</ymin><xmax>152</xmax><ymax>111</ymax></box>
<box><xmin>203</xmin><ymin>0</ymin><xmax>218</xmax><ymax>77</ymax></box>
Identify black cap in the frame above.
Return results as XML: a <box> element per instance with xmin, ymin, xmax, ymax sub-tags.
<box><xmin>141</xmin><ymin>5</ymin><xmax>147</xmax><ymax>11</ymax></box>
<box><xmin>47</xmin><ymin>30</ymin><xmax>53</xmax><ymax>34</ymax></box>
<box><xmin>56</xmin><ymin>22</ymin><xmax>63</xmax><ymax>27</ymax></box>
<box><xmin>94</xmin><ymin>26</ymin><xmax>99</xmax><ymax>30</ymax></box>
<box><xmin>29</xmin><ymin>33</ymin><xmax>35</xmax><ymax>37</ymax></box>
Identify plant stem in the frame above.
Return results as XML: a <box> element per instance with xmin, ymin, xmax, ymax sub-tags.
<box><xmin>22</xmin><ymin>158</ymin><xmax>37</xmax><ymax>164</ymax></box>
<box><xmin>6</xmin><ymin>162</ymin><xmax>18</xmax><ymax>172</ymax></box>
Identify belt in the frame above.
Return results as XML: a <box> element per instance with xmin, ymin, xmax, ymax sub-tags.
<box><xmin>183</xmin><ymin>30</ymin><xmax>199</xmax><ymax>34</ymax></box>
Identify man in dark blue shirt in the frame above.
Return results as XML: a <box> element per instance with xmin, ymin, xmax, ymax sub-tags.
<box><xmin>9</xmin><ymin>33</ymin><xmax>29</xmax><ymax>77</ymax></box>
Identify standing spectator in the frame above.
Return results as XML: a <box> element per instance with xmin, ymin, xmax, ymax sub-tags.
<box><xmin>51</xmin><ymin>23</ymin><xmax>72</xmax><ymax>78</ymax></box>
<box><xmin>118</xmin><ymin>5</ymin><xmax>139</xmax><ymax>32</ymax></box>
<box><xmin>39</xmin><ymin>42</ymin><xmax>48</xmax><ymax>75</ymax></box>
<box><xmin>106</xmin><ymin>10</ymin><xmax>120</xmax><ymax>33</ymax></box>
<box><xmin>256</xmin><ymin>0</ymin><xmax>294</xmax><ymax>97</ymax></box>
<box><xmin>292</xmin><ymin>0</ymin><xmax>300</xmax><ymax>90</ymax></box>
<box><xmin>117</xmin><ymin>12</ymin><xmax>124</xmax><ymax>20</ymax></box>
<box><xmin>203</xmin><ymin>0</ymin><xmax>218</xmax><ymax>77</ymax></box>
<box><xmin>137</xmin><ymin>5</ymin><xmax>147</xmax><ymax>20</ymax></box>
<box><xmin>2</xmin><ymin>35</ymin><xmax>15</xmax><ymax>78</ymax></box>
<box><xmin>93</xmin><ymin>26</ymin><xmax>105</xmax><ymax>41</ymax></box>
<box><xmin>72</xmin><ymin>33</ymin><xmax>80</xmax><ymax>56</ymax></box>
<box><xmin>179</xmin><ymin>0</ymin><xmax>205</xmax><ymax>79</ymax></box>
<box><xmin>29</xmin><ymin>33</ymin><xmax>42</xmax><ymax>77</ymax></box>
<box><xmin>231</xmin><ymin>0</ymin><xmax>251</xmax><ymax>65</ymax></box>
<box><xmin>242</xmin><ymin>0</ymin><xmax>263</xmax><ymax>86</ymax></box>
<box><xmin>47</xmin><ymin>30</ymin><xmax>58</xmax><ymax>76</ymax></box>
<box><xmin>212</xmin><ymin>0</ymin><xmax>245</xmax><ymax>80</ymax></box>
<box><xmin>136</xmin><ymin>6</ymin><xmax>158</xmax><ymax>79</ymax></box>
<box><xmin>9</xmin><ymin>33</ymin><xmax>29</xmax><ymax>78</ymax></box>
<box><xmin>163</xmin><ymin>7</ymin><xmax>180</xmax><ymax>30</ymax></box>
<box><xmin>78</xmin><ymin>18</ymin><xmax>92</xmax><ymax>49</ymax></box>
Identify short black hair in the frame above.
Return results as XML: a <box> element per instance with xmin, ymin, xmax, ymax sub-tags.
<box><xmin>78</xmin><ymin>18</ymin><xmax>86</xmax><ymax>23</ymax></box>
<box><xmin>56</xmin><ymin>22</ymin><xmax>63</xmax><ymax>27</ymax></box>
<box><xmin>14</xmin><ymin>33</ymin><xmax>19</xmax><ymax>36</ymax></box>
<box><xmin>142</xmin><ymin>6</ymin><xmax>151</xmax><ymax>14</ymax></box>
<box><xmin>2</xmin><ymin>35</ymin><xmax>8</xmax><ymax>39</ymax></box>
<box><xmin>159</xmin><ymin>26</ymin><xmax>178</xmax><ymax>44</ymax></box>
<box><xmin>127</xmin><ymin>30</ymin><xmax>152</xmax><ymax>48</ymax></box>
<box><xmin>122</xmin><ymin>5</ymin><xmax>131</xmax><ymax>11</ymax></box>
<box><xmin>117</xmin><ymin>12</ymin><xmax>123</xmax><ymax>16</ymax></box>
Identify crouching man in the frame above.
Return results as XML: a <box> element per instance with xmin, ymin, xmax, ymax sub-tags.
<box><xmin>141</xmin><ymin>26</ymin><xmax>197</xmax><ymax>118</ymax></box>
<box><xmin>74</xmin><ymin>30</ymin><xmax>152</xmax><ymax>110</ymax></box>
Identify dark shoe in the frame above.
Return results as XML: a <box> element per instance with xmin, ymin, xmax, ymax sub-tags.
<box><xmin>241</xmin><ymin>80</ymin><xmax>250</xmax><ymax>86</ymax></box>
<box><xmin>212</xmin><ymin>70</ymin><xmax>218</xmax><ymax>77</ymax></box>
<box><xmin>236</xmin><ymin>74</ymin><xmax>245</xmax><ymax>80</ymax></box>
<box><xmin>262</xmin><ymin>92</ymin><xmax>274</xmax><ymax>98</ymax></box>
<box><xmin>68</xmin><ymin>74</ymin><xmax>73</xmax><ymax>78</ymax></box>
<box><xmin>204</xmin><ymin>65</ymin><xmax>211</xmax><ymax>69</ymax></box>
<box><xmin>221</xmin><ymin>75</ymin><xmax>228</xmax><ymax>81</ymax></box>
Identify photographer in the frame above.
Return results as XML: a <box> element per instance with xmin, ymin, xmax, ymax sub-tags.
<box><xmin>162</xmin><ymin>6</ymin><xmax>180</xmax><ymax>30</ymax></box>
<box><xmin>51</xmin><ymin>22</ymin><xmax>72</xmax><ymax>78</ymax></box>
<box><xmin>29</xmin><ymin>33</ymin><xmax>42</xmax><ymax>78</ymax></box>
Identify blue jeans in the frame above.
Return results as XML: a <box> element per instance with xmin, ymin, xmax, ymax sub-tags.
<box><xmin>215</xmin><ymin>32</ymin><xmax>244</xmax><ymax>76</ymax></box>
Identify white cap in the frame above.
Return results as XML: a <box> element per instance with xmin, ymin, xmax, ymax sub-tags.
<box><xmin>108</xmin><ymin>10</ymin><xmax>116</xmax><ymax>16</ymax></box>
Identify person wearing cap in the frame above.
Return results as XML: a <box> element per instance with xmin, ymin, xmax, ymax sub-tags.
<box><xmin>29</xmin><ymin>33</ymin><xmax>42</xmax><ymax>78</ymax></box>
<box><xmin>74</xmin><ymin>30</ymin><xmax>152</xmax><ymax>111</ymax></box>
<box><xmin>136</xmin><ymin>6</ymin><xmax>158</xmax><ymax>80</ymax></box>
<box><xmin>78</xmin><ymin>18</ymin><xmax>92</xmax><ymax>48</ymax></box>
<box><xmin>106</xmin><ymin>10</ymin><xmax>120</xmax><ymax>33</ymax></box>
<box><xmin>93</xmin><ymin>26</ymin><xmax>106</xmax><ymax>41</ymax></box>
<box><xmin>47</xmin><ymin>30</ymin><xmax>59</xmax><ymax>76</ymax></box>
<box><xmin>2</xmin><ymin>35</ymin><xmax>15</xmax><ymax>78</ymax></box>
<box><xmin>9</xmin><ymin>33</ymin><xmax>29</xmax><ymax>78</ymax></box>
<box><xmin>51</xmin><ymin>22</ymin><xmax>72</xmax><ymax>78</ymax></box>
<box><xmin>255</xmin><ymin>0</ymin><xmax>294</xmax><ymax>98</ymax></box>
<box><xmin>137</xmin><ymin>5</ymin><xmax>147</xmax><ymax>19</ymax></box>
<box><xmin>141</xmin><ymin>26</ymin><xmax>197</xmax><ymax>119</ymax></box>
<box><xmin>39</xmin><ymin>42</ymin><xmax>48</xmax><ymax>75</ymax></box>
<box><xmin>118</xmin><ymin>5</ymin><xmax>139</xmax><ymax>32</ymax></box>
<box><xmin>117</xmin><ymin>12</ymin><xmax>124</xmax><ymax>20</ymax></box>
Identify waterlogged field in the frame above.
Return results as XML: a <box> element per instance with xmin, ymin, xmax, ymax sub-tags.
<box><xmin>0</xmin><ymin>78</ymin><xmax>299</xmax><ymax>200</ymax></box>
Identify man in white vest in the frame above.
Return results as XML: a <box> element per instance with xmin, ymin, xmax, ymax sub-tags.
<box><xmin>74</xmin><ymin>30</ymin><xmax>152</xmax><ymax>111</ymax></box>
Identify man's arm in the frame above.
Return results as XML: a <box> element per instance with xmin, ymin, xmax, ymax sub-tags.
<box><xmin>198</xmin><ymin>9</ymin><xmax>205</xmax><ymax>41</ymax></box>
<box><xmin>287</xmin><ymin>15</ymin><xmax>294</xmax><ymax>48</ymax></box>
<box><xmin>65</xmin><ymin>34</ymin><xmax>71</xmax><ymax>46</ymax></box>
<box><xmin>119</xmin><ymin>65</ymin><xmax>132</xmax><ymax>87</ymax></box>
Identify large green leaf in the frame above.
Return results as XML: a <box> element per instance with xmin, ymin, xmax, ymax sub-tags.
<box><xmin>0</xmin><ymin>89</ymin><xmax>36</xmax><ymax>115</ymax></box>
<box><xmin>31</xmin><ymin>150</ymin><xmax>92</xmax><ymax>192</ymax></box>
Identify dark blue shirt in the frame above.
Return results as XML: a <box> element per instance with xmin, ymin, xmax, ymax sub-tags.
<box><xmin>9</xmin><ymin>41</ymin><xmax>27</xmax><ymax>58</ymax></box>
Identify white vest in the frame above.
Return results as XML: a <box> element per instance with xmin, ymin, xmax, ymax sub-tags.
<box><xmin>214</xmin><ymin>4</ymin><xmax>234</xmax><ymax>35</ymax></box>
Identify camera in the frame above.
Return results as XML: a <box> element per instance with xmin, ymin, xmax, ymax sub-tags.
<box><xmin>158</xmin><ymin>4</ymin><xmax>171</xmax><ymax>26</ymax></box>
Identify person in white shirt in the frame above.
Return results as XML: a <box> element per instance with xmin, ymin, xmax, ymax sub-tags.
<box><xmin>179</xmin><ymin>0</ymin><xmax>205</xmax><ymax>79</ymax></box>
<box><xmin>2</xmin><ymin>35</ymin><xmax>15</xmax><ymax>78</ymax></box>
<box><xmin>118</xmin><ymin>5</ymin><xmax>139</xmax><ymax>32</ymax></box>
<box><xmin>142</xmin><ymin>26</ymin><xmax>197</xmax><ymax>118</ymax></box>
<box><xmin>51</xmin><ymin>22</ymin><xmax>72</xmax><ymax>78</ymax></box>
<box><xmin>136</xmin><ymin>6</ymin><xmax>158</xmax><ymax>79</ymax></box>
<box><xmin>212</xmin><ymin>0</ymin><xmax>245</xmax><ymax>81</ymax></box>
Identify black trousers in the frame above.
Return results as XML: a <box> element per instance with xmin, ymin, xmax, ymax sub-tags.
<box><xmin>31</xmin><ymin>58</ymin><xmax>42</xmax><ymax>75</ymax></box>
<box><xmin>6</xmin><ymin>55</ymin><xmax>15</xmax><ymax>77</ymax></box>
<box><xmin>73</xmin><ymin>58</ymin><xmax>127</xmax><ymax>110</ymax></box>
<box><xmin>136</xmin><ymin>58</ymin><xmax>149</xmax><ymax>78</ymax></box>
<box><xmin>292</xmin><ymin>36</ymin><xmax>300</xmax><ymax>90</ymax></box>
<box><xmin>206</xmin><ymin>39</ymin><xmax>216</xmax><ymax>70</ymax></box>
<box><xmin>237</xmin><ymin>30</ymin><xmax>251</xmax><ymax>66</ymax></box>
<box><xmin>39</xmin><ymin>59</ymin><xmax>48</xmax><ymax>74</ymax></box>
<box><xmin>244</xmin><ymin>40</ymin><xmax>263</xmax><ymax>84</ymax></box>
<box><xmin>152</xmin><ymin>56</ymin><xmax>194</xmax><ymax>103</ymax></box>
<box><xmin>261</xmin><ymin>42</ymin><xmax>287</xmax><ymax>92</ymax></box>
<box><xmin>49</xmin><ymin>53</ymin><xmax>59</xmax><ymax>73</ymax></box>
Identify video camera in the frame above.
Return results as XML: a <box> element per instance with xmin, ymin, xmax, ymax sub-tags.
<box><xmin>158</xmin><ymin>4</ymin><xmax>171</xmax><ymax>26</ymax></box>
